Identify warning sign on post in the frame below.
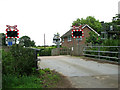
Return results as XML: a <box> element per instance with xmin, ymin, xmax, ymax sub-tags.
<box><xmin>72</xmin><ymin>29</ymin><xmax>84</xmax><ymax>38</ymax></box>
<box><xmin>5</xmin><ymin>25</ymin><xmax>19</xmax><ymax>46</ymax></box>
<box><xmin>6</xmin><ymin>25</ymin><xmax>19</xmax><ymax>38</ymax></box>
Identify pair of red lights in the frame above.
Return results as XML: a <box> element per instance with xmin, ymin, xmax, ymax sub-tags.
<box><xmin>71</xmin><ymin>25</ymin><xmax>84</xmax><ymax>38</ymax></box>
<box><xmin>6</xmin><ymin>25</ymin><xmax>19</xmax><ymax>38</ymax></box>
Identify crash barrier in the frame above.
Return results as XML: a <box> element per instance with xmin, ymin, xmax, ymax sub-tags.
<box><xmin>83</xmin><ymin>46</ymin><xmax>120</xmax><ymax>61</ymax></box>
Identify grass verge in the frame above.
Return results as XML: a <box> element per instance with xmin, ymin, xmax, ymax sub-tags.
<box><xmin>2</xmin><ymin>68</ymin><xmax>73</xmax><ymax>88</ymax></box>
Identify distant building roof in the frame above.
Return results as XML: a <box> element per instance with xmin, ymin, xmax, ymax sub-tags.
<box><xmin>61</xmin><ymin>24</ymin><xmax>100</xmax><ymax>38</ymax></box>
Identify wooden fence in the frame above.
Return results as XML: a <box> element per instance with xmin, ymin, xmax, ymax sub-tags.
<box><xmin>83</xmin><ymin>46</ymin><xmax>120</xmax><ymax>60</ymax></box>
<box><xmin>51</xmin><ymin>44</ymin><xmax>85</xmax><ymax>56</ymax></box>
<box><xmin>51</xmin><ymin>48</ymin><xmax>71</xmax><ymax>56</ymax></box>
<box><xmin>59</xmin><ymin>48</ymin><xmax>71</xmax><ymax>55</ymax></box>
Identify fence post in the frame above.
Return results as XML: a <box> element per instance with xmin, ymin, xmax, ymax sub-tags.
<box><xmin>83</xmin><ymin>46</ymin><xmax>86</xmax><ymax>55</ymax></box>
<box><xmin>118</xmin><ymin>46</ymin><xmax>120</xmax><ymax>62</ymax></box>
<box><xmin>98</xmin><ymin>46</ymin><xmax>100</xmax><ymax>60</ymax></box>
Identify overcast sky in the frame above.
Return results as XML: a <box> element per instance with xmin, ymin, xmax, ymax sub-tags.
<box><xmin>0</xmin><ymin>0</ymin><xmax>119</xmax><ymax>46</ymax></box>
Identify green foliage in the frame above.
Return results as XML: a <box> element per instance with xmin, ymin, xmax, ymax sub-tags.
<box><xmin>19</xmin><ymin>35</ymin><xmax>36</xmax><ymax>47</ymax></box>
<box><xmin>86</xmin><ymin>31</ymin><xmax>102</xmax><ymax>45</ymax></box>
<box><xmin>39</xmin><ymin>48</ymin><xmax>53</xmax><ymax>56</ymax></box>
<box><xmin>84</xmin><ymin>14</ymin><xmax>119</xmax><ymax>61</ymax></box>
<box><xmin>44</xmin><ymin>68</ymin><xmax>51</xmax><ymax>72</ymax></box>
<box><xmin>72</xmin><ymin>16</ymin><xmax>102</xmax><ymax>33</ymax></box>
<box><xmin>32</xmin><ymin>67</ymin><xmax>36</xmax><ymax>74</ymax></box>
<box><xmin>112</xmin><ymin>14</ymin><xmax>120</xmax><ymax>25</ymax></box>
<box><xmin>2</xmin><ymin>74</ymin><xmax>43</xmax><ymax>88</ymax></box>
<box><xmin>2</xmin><ymin>69</ymin><xmax>61</xmax><ymax>88</ymax></box>
<box><xmin>113</xmin><ymin>20</ymin><xmax>120</xmax><ymax>25</ymax></box>
<box><xmin>0</xmin><ymin>33</ymin><xmax>7</xmax><ymax>46</ymax></box>
<box><xmin>101</xmin><ymin>39</ymin><xmax>119</xmax><ymax>60</ymax></box>
<box><xmin>31</xmin><ymin>40</ymin><xmax>36</xmax><ymax>47</ymax></box>
<box><xmin>85</xmin><ymin>39</ymin><xmax>119</xmax><ymax>61</ymax></box>
<box><xmin>34</xmin><ymin>46</ymin><xmax>57</xmax><ymax>49</ymax></box>
<box><xmin>102</xmin><ymin>22</ymin><xmax>120</xmax><ymax>32</ymax></box>
<box><xmin>102</xmin><ymin>39</ymin><xmax>120</xmax><ymax>46</ymax></box>
<box><xmin>72</xmin><ymin>18</ymin><xmax>81</xmax><ymax>26</ymax></box>
<box><xmin>2</xmin><ymin>50</ymin><xmax>15</xmax><ymax>74</ymax></box>
<box><xmin>39</xmin><ymin>69</ymin><xmax>46</xmax><ymax>76</ymax></box>
<box><xmin>32</xmin><ymin>46</ymin><xmax>57</xmax><ymax>56</ymax></box>
<box><xmin>2</xmin><ymin>45</ymin><xmax>36</xmax><ymax>75</ymax></box>
<box><xmin>2</xmin><ymin>41</ymin><xmax>61</xmax><ymax>88</ymax></box>
<box><xmin>37</xmin><ymin>53</ymin><xmax>39</xmax><ymax>56</ymax></box>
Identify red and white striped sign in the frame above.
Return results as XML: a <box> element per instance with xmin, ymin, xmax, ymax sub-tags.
<box><xmin>6</xmin><ymin>25</ymin><xmax>19</xmax><ymax>38</ymax></box>
<box><xmin>72</xmin><ymin>25</ymin><xmax>82</xmax><ymax>29</ymax></box>
<box><xmin>71</xmin><ymin>26</ymin><xmax>84</xmax><ymax>38</ymax></box>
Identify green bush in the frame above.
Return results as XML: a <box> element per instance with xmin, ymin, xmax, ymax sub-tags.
<box><xmin>44</xmin><ymin>68</ymin><xmax>51</xmax><ymax>72</ymax></box>
<box><xmin>39</xmin><ymin>48</ymin><xmax>53</xmax><ymax>56</ymax></box>
<box><xmin>2</xmin><ymin>45</ymin><xmax>36</xmax><ymax>75</ymax></box>
<box><xmin>39</xmin><ymin>69</ymin><xmax>46</xmax><ymax>76</ymax></box>
<box><xmin>102</xmin><ymin>39</ymin><xmax>119</xmax><ymax>46</ymax></box>
<box><xmin>32</xmin><ymin>46</ymin><xmax>57</xmax><ymax>56</ymax></box>
<box><xmin>2</xmin><ymin>50</ymin><xmax>15</xmax><ymax>75</ymax></box>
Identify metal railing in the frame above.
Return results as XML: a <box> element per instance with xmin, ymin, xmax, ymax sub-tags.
<box><xmin>83</xmin><ymin>46</ymin><xmax>120</xmax><ymax>60</ymax></box>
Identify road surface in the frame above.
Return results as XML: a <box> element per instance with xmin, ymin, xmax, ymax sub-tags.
<box><xmin>38</xmin><ymin>56</ymin><xmax>119</xmax><ymax>88</ymax></box>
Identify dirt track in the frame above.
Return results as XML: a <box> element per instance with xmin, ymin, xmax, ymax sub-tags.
<box><xmin>38</xmin><ymin>56</ymin><xmax>118</xmax><ymax>88</ymax></box>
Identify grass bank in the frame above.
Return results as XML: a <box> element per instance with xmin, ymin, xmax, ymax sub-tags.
<box><xmin>2</xmin><ymin>68</ymin><xmax>61</xmax><ymax>88</ymax></box>
<box><xmin>3</xmin><ymin>68</ymin><xmax>73</xmax><ymax>88</ymax></box>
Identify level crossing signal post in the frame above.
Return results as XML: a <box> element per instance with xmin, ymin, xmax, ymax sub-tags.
<box><xmin>53</xmin><ymin>33</ymin><xmax>60</xmax><ymax>48</ymax></box>
<box><xmin>5</xmin><ymin>25</ymin><xmax>19</xmax><ymax>46</ymax></box>
<box><xmin>71</xmin><ymin>25</ymin><xmax>84</xmax><ymax>56</ymax></box>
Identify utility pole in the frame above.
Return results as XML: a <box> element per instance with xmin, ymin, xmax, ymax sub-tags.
<box><xmin>118</xmin><ymin>1</ymin><xmax>120</xmax><ymax>16</ymax></box>
<box><xmin>44</xmin><ymin>33</ymin><xmax>45</xmax><ymax>48</ymax></box>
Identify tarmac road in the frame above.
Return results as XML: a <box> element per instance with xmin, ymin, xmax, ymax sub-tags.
<box><xmin>38</xmin><ymin>56</ymin><xmax>119</xmax><ymax>88</ymax></box>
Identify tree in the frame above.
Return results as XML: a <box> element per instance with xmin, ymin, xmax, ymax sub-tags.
<box><xmin>101</xmin><ymin>14</ymin><xmax>120</xmax><ymax>39</ymax></box>
<box><xmin>72</xmin><ymin>16</ymin><xmax>102</xmax><ymax>33</ymax></box>
<box><xmin>0</xmin><ymin>33</ymin><xmax>7</xmax><ymax>46</ymax></box>
<box><xmin>86</xmin><ymin>31</ymin><xmax>102</xmax><ymax>45</ymax></box>
<box><xmin>112</xmin><ymin>14</ymin><xmax>120</xmax><ymax>25</ymax></box>
<box><xmin>18</xmin><ymin>36</ymin><xmax>35</xmax><ymax>47</ymax></box>
<box><xmin>72</xmin><ymin>18</ymin><xmax>81</xmax><ymax>26</ymax></box>
<box><xmin>112</xmin><ymin>14</ymin><xmax>120</xmax><ymax>31</ymax></box>
<box><xmin>30</xmin><ymin>40</ymin><xmax>36</xmax><ymax>47</ymax></box>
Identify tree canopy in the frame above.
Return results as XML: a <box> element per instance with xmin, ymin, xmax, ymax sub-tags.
<box><xmin>85</xmin><ymin>31</ymin><xmax>102</xmax><ymax>45</ymax></box>
<box><xmin>72</xmin><ymin>16</ymin><xmax>102</xmax><ymax>34</ymax></box>
<box><xmin>112</xmin><ymin>14</ymin><xmax>120</xmax><ymax>25</ymax></box>
<box><xmin>18</xmin><ymin>36</ymin><xmax>35</xmax><ymax>47</ymax></box>
<box><xmin>85</xmin><ymin>14</ymin><xmax>120</xmax><ymax>45</ymax></box>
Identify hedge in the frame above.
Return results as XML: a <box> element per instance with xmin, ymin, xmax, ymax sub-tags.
<box><xmin>2</xmin><ymin>45</ymin><xmax>36</xmax><ymax>75</ymax></box>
